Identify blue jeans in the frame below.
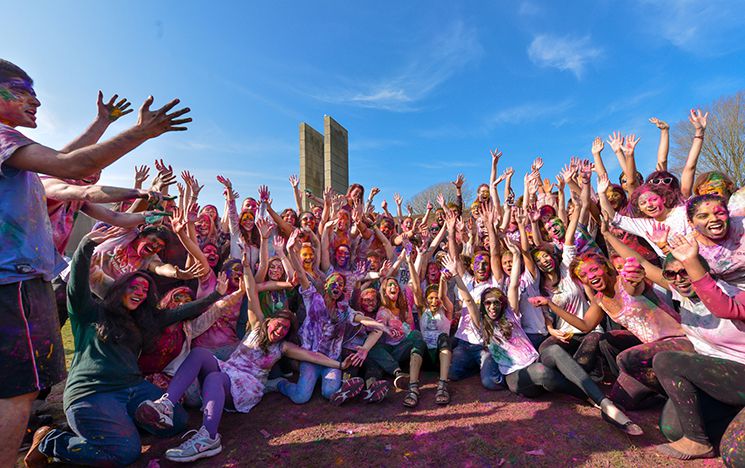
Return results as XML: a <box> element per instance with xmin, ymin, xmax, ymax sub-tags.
<box><xmin>448</xmin><ymin>338</ymin><xmax>504</xmax><ymax>389</ymax></box>
<box><xmin>39</xmin><ymin>380</ymin><xmax>187</xmax><ymax>466</ymax></box>
<box><xmin>278</xmin><ymin>361</ymin><xmax>342</xmax><ymax>404</ymax></box>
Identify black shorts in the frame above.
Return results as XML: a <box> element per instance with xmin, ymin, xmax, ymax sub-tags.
<box><xmin>0</xmin><ymin>278</ymin><xmax>66</xmax><ymax>398</ymax></box>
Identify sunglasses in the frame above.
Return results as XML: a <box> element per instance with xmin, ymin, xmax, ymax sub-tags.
<box><xmin>662</xmin><ymin>269</ymin><xmax>689</xmax><ymax>281</ymax></box>
<box><xmin>651</xmin><ymin>177</ymin><xmax>674</xmax><ymax>185</ymax></box>
<box><xmin>483</xmin><ymin>299</ymin><xmax>502</xmax><ymax>307</ymax></box>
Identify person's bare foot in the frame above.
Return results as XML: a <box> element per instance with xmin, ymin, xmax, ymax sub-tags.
<box><xmin>24</xmin><ymin>425</ymin><xmax>52</xmax><ymax>467</ymax></box>
<box><xmin>656</xmin><ymin>437</ymin><xmax>715</xmax><ymax>460</ymax></box>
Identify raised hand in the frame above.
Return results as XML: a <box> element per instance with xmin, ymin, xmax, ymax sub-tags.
<box><xmin>170</xmin><ymin>206</ymin><xmax>188</xmax><ymax>233</ymax></box>
<box><xmin>289</xmin><ymin>174</ymin><xmax>299</xmax><ymax>188</ymax></box>
<box><xmin>440</xmin><ymin>253</ymin><xmax>458</xmax><ymax>275</ymax></box>
<box><xmin>621</xmin><ymin>257</ymin><xmax>645</xmax><ymax>285</ymax></box>
<box><xmin>177</xmin><ymin>262</ymin><xmax>207</xmax><ymax>280</ymax></box>
<box><xmin>381</xmin><ymin>199</ymin><xmax>388</xmax><ymax>211</ymax></box>
<box><xmin>135</xmin><ymin>96</ymin><xmax>191</xmax><ymax>138</ymax></box>
<box><xmin>646</xmin><ymin>222</ymin><xmax>670</xmax><ymax>247</ymax></box>
<box><xmin>444</xmin><ymin>208</ymin><xmax>458</xmax><ymax>231</ymax></box>
<box><xmin>258</xmin><ymin>185</ymin><xmax>270</xmax><ymax>203</ymax></box>
<box><xmin>527</xmin><ymin>296</ymin><xmax>549</xmax><ymax>307</ymax></box>
<box><xmin>606</xmin><ymin>131</ymin><xmax>624</xmax><ymax>153</ymax></box>
<box><xmin>452</xmin><ymin>173</ymin><xmax>465</xmax><ymax>189</ymax></box>
<box><xmin>369</xmin><ymin>187</ymin><xmax>381</xmax><ymax>198</ymax></box>
<box><xmin>287</xmin><ymin>228</ymin><xmax>300</xmax><ymax>250</ymax></box>
<box><xmin>531</xmin><ymin>157</ymin><xmax>543</xmax><ymax>172</ymax></box>
<box><xmin>623</xmin><ymin>134</ymin><xmax>640</xmax><ymax>155</ymax></box>
<box><xmin>597</xmin><ymin>173</ymin><xmax>610</xmax><ymax>193</ymax></box>
<box><xmin>490</xmin><ymin>148</ymin><xmax>502</xmax><ymax>163</ymax></box>
<box><xmin>436</xmin><ymin>192</ymin><xmax>446</xmax><ymax>209</ymax></box>
<box><xmin>504</xmin><ymin>236</ymin><xmax>521</xmax><ymax>254</ymax></box>
<box><xmin>688</xmin><ymin>109</ymin><xmax>709</xmax><ymax>133</ymax></box>
<box><xmin>555</xmin><ymin>174</ymin><xmax>565</xmax><ymax>191</ymax></box>
<box><xmin>668</xmin><ymin>233</ymin><xmax>700</xmax><ymax>263</ymax></box>
<box><xmin>256</xmin><ymin>217</ymin><xmax>273</xmax><ymax>239</ymax></box>
<box><xmin>591</xmin><ymin>136</ymin><xmax>604</xmax><ymax>155</ymax></box>
<box><xmin>134</xmin><ymin>165</ymin><xmax>150</xmax><ymax>187</ymax></box>
<box><xmin>513</xmin><ymin>206</ymin><xmax>527</xmax><ymax>227</ymax></box>
<box><xmin>187</xmin><ymin>201</ymin><xmax>200</xmax><ymax>223</ymax></box>
<box><xmin>97</xmin><ymin>91</ymin><xmax>133</xmax><ymax>122</ymax></box>
<box><xmin>152</xmin><ymin>159</ymin><xmax>176</xmax><ymax>191</ymax></box>
<box><xmin>216</xmin><ymin>175</ymin><xmax>232</xmax><ymax>190</ymax></box>
<box><xmin>215</xmin><ymin>271</ymin><xmax>229</xmax><ymax>295</ymax></box>
<box><xmin>273</xmin><ymin>234</ymin><xmax>286</xmax><ymax>255</ymax></box>
<box><xmin>649</xmin><ymin>117</ymin><xmax>669</xmax><ymax>130</ymax></box>
<box><xmin>426</xmin><ymin>200</ymin><xmax>433</xmax><ymax>211</ymax></box>
<box><xmin>354</xmin><ymin>259</ymin><xmax>370</xmax><ymax>276</ymax></box>
<box><xmin>393</xmin><ymin>193</ymin><xmax>403</xmax><ymax>207</ymax></box>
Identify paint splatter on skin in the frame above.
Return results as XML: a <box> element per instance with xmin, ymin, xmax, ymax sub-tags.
<box><xmin>0</xmin><ymin>87</ymin><xmax>18</xmax><ymax>102</ymax></box>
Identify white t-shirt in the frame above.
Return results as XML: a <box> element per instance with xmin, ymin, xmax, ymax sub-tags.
<box><xmin>550</xmin><ymin>245</ymin><xmax>603</xmax><ymax>334</ymax></box>
<box><xmin>612</xmin><ymin>205</ymin><xmax>689</xmax><ymax>258</ymax></box>
<box><xmin>455</xmin><ymin>272</ymin><xmax>502</xmax><ymax>345</ymax></box>
<box><xmin>674</xmin><ymin>284</ymin><xmax>745</xmax><ymax>365</ymax></box>
<box><xmin>419</xmin><ymin>308</ymin><xmax>451</xmax><ymax>350</ymax></box>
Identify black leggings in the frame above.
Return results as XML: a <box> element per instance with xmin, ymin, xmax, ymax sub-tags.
<box><xmin>538</xmin><ymin>332</ymin><xmax>601</xmax><ymax>373</ymax></box>
<box><xmin>534</xmin><ymin>339</ymin><xmax>606</xmax><ymax>404</ymax></box>
<box><xmin>653</xmin><ymin>351</ymin><xmax>745</xmax><ymax>467</ymax></box>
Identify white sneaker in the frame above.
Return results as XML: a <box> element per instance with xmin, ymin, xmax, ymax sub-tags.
<box><xmin>135</xmin><ymin>393</ymin><xmax>174</xmax><ymax>429</ymax></box>
<box><xmin>165</xmin><ymin>426</ymin><xmax>222</xmax><ymax>462</ymax></box>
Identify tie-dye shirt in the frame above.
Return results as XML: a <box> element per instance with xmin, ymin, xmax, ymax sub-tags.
<box><xmin>0</xmin><ymin>123</ymin><xmax>64</xmax><ymax>283</ymax></box>
<box><xmin>486</xmin><ymin>308</ymin><xmax>540</xmax><ymax>375</ymax></box>
<box><xmin>298</xmin><ymin>284</ymin><xmax>359</xmax><ymax>359</ymax></box>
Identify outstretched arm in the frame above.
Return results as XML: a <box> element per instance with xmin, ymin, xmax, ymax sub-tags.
<box><xmin>60</xmin><ymin>92</ymin><xmax>133</xmax><ymax>153</ymax></box>
<box><xmin>649</xmin><ymin>117</ymin><xmax>670</xmax><ymax>172</ymax></box>
<box><xmin>7</xmin><ymin>96</ymin><xmax>190</xmax><ymax>179</ymax></box>
<box><xmin>681</xmin><ymin>109</ymin><xmax>708</xmax><ymax>197</ymax></box>
<box><xmin>443</xmin><ymin>254</ymin><xmax>480</xmax><ymax>328</ymax></box>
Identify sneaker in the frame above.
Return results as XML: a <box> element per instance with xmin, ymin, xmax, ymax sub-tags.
<box><xmin>135</xmin><ymin>394</ymin><xmax>174</xmax><ymax>430</ymax></box>
<box><xmin>362</xmin><ymin>380</ymin><xmax>390</xmax><ymax>403</ymax></box>
<box><xmin>330</xmin><ymin>377</ymin><xmax>365</xmax><ymax>406</ymax></box>
<box><xmin>165</xmin><ymin>426</ymin><xmax>222</xmax><ymax>463</ymax></box>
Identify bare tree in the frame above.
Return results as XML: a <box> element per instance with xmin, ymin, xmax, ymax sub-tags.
<box><xmin>671</xmin><ymin>91</ymin><xmax>745</xmax><ymax>186</ymax></box>
<box><xmin>406</xmin><ymin>180</ymin><xmax>472</xmax><ymax>216</ymax></box>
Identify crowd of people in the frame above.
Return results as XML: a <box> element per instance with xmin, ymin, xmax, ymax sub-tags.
<box><xmin>1</xmin><ymin>58</ymin><xmax>744</xmax><ymax>466</ymax></box>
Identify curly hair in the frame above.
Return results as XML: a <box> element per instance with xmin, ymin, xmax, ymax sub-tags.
<box><xmin>628</xmin><ymin>183</ymin><xmax>683</xmax><ymax>218</ymax></box>
<box><xmin>693</xmin><ymin>171</ymin><xmax>736</xmax><ymax>198</ymax></box>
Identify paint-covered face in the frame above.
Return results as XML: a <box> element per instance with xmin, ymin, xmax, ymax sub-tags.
<box><xmin>367</xmin><ymin>255</ymin><xmax>381</xmax><ymax>272</ymax></box>
<box><xmin>691</xmin><ymin>200</ymin><xmax>729</xmax><ymax>240</ymax></box>
<box><xmin>435</xmin><ymin>209</ymin><xmax>445</xmax><ymax>224</ymax></box>
<box><xmin>697</xmin><ymin>175</ymin><xmax>730</xmax><ymax>198</ymax></box>
<box><xmin>334</xmin><ymin>245</ymin><xmax>350</xmax><ymax>268</ymax></box>
<box><xmin>610</xmin><ymin>255</ymin><xmax>624</xmax><ymax>273</ymax></box>
<box><xmin>534</xmin><ymin>251</ymin><xmax>555</xmax><ymax>273</ymax></box>
<box><xmin>478</xmin><ymin>185</ymin><xmax>490</xmax><ymax>201</ymax></box>
<box><xmin>473</xmin><ymin>254</ymin><xmax>490</xmax><ymax>281</ymax></box>
<box><xmin>311</xmin><ymin>205</ymin><xmax>323</xmax><ymax>220</ymax></box>
<box><xmin>135</xmin><ymin>233</ymin><xmax>166</xmax><ymax>258</ymax></box>
<box><xmin>300</xmin><ymin>245</ymin><xmax>315</xmax><ymax>271</ymax></box>
<box><xmin>359</xmin><ymin>291</ymin><xmax>378</xmax><ymax>315</ymax></box>
<box><xmin>380</xmin><ymin>220</ymin><xmax>394</xmax><ymax>238</ymax></box>
<box><xmin>501</xmin><ymin>253</ymin><xmax>513</xmax><ymax>276</ymax></box>
<box><xmin>539</xmin><ymin>206</ymin><xmax>556</xmax><ymax>224</ymax></box>
<box><xmin>575</xmin><ymin>258</ymin><xmax>610</xmax><ymax>292</ymax></box>
<box><xmin>662</xmin><ymin>259</ymin><xmax>693</xmax><ymax>297</ymax></box>
<box><xmin>194</xmin><ymin>215</ymin><xmax>211</xmax><ymax>237</ymax></box>
<box><xmin>242</xmin><ymin>198</ymin><xmax>259</xmax><ymax>214</ymax></box>
<box><xmin>227</xmin><ymin>263</ymin><xmax>243</xmax><ymax>288</ymax></box>
<box><xmin>0</xmin><ymin>78</ymin><xmax>39</xmax><ymax>128</ymax></box>
<box><xmin>637</xmin><ymin>191</ymin><xmax>666</xmax><ymax>219</ymax></box>
<box><xmin>171</xmin><ymin>290</ymin><xmax>193</xmax><ymax>306</ymax></box>
<box><xmin>268</xmin><ymin>258</ymin><xmax>284</xmax><ymax>281</ymax></box>
<box><xmin>122</xmin><ymin>276</ymin><xmax>149</xmax><ymax>311</ymax></box>
<box><xmin>300</xmin><ymin>213</ymin><xmax>316</xmax><ymax>230</ymax></box>
<box><xmin>606</xmin><ymin>188</ymin><xmax>624</xmax><ymax>211</ymax></box>
<box><xmin>201</xmin><ymin>205</ymin><xmax>218</xmax><ymax>222</ymax></box>
<box><xmin>546</xmin><ymin>217</ymin><xmax>566</xmax><ymax>241</ymax></box>
<box><xmin>336</xmin><ymin>211</ymin><xmax>350</xmax><ymax>231</ymax></box>
<box><xmin>203</xmin><ymin>244</ymin><xmax>220</xmax><ymax>268</ymax></box>
<box><xmin>427</xmin><ymin>262</ymin><xmax>441</xmax><ymax>283</ymax></box>
<box><xmin>282</xmin><ymin>210</ymin><xmax>298</xmax><ymax>226</ymax></box>
<box><xmin>384</xmin><ymin>278</ymin><xmax>400</xmax><ymax>302</ymax></box>
<box><xmin>325</xmin><ymin>274</ymin><xmax>346</xmax><ymax>300</ymax></box>
<box><xmin>482</xmin><ymin>291</ymin><xmax>504</xmax><ymax>321</ymax></box>
<box><xmin>267</xmin><ymin>317</ymin><xmax>291</xmax><ymax>343</ymax></box>
<box><xmin>426</xmin><ymin>290</ymin><xmax>441</xmax><ymax>311</ymax></box>
<box><xmin>402</xmin><ymin>217</ymin><xmax>413</xmax><ymax>231</ymax></box>
<box><xmin>240</xmin><ymin>211</ymin><xmax>255</xmax><ymax>232</ymax></box>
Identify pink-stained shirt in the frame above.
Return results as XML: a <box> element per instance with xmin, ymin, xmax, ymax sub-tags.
<box><xmin>697</xmin><ymin>216</ymin><xmax>745</xmax><ymax>291</ymax></box>
<box><xmin>691</xmin><ymin>273</ymin><xmax>745</xmax><ymax>321</ymax></box>
<box><xmin>191</xmin><ymin>290</ymin><xmax>244</xmax><ymax>350</ymax></box>
<box><xmin>486</xmin><ymin>308</ymin><xmax>540</xmax><ymax>375</ymax></box>
<box><xmin>45</xmin><ymin>195</ymin><xmax>86</xmax><ymax>254</ymax></box>
<box><xmin>598</xmin><ymin>279</ymin><xmax>685</xmax><ymax>343</ymax></box>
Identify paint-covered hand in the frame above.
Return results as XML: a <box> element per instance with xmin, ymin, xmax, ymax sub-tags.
<box><xmin>340</xmin><ymin>354</ymin><xmax>356</xmax><ymax>370</ymax></box>
<box><xmin>134</xmin><ymin>165</ymin><xmax>150</xmax><ymax>187</ymax></box>
<box><xmin>176</xmin><ymin>262</ymin><xmax>207</xmax><ymax>280</ymax></box>
<box><xmin>591</xmin><ymin>136</ymin><xmax>604</xmax><ymax>155</ymax></box>
<box><xmin>622</xmin><ymin>134</ymin><xmax>640</xmax><ymax>156</ymax></box>
<box><xmin>668</xmin><ymin>233</ymin><xmax>700</xmax><ymax>263</ymax></box>
<box><xmin>527</xmin><ymin>296</ymin><xmax>549</xmax><ymax>307</ymax></box>
<box><xmin>385</xmin><ymin>327</ymin><xmax>403</xmax><ymax>340</ymax></box>
<box><xmin>134</xmin><ymin>96</ymin><xmax>191</xmax><ymax>139</ymax></box>
<box><xmin>606</xmin><ymin>131</ymin><xmax>624</xmax><ymax>153</ymax></box>
<box><xmin>620</xmin><ymin>257</ymin><xmax>645</xmax><ymax>285</ymax></box>
<box><xmin>215</xmin><ymin>271</ymin><xmax>230</xmax><ymax>295</ymax></box>
<box><xmin>97</xmin><ymin>91</ymin><xmax>133</xmax><ymax>122</ymax></box>
<box><xmin>646</xmin><ymin>222</ymin><xmax>670</xmax><ymax>248</ymax></box>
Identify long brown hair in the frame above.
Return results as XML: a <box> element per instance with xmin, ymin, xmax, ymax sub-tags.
<box><xmin>255</xmin><ymin>310</ymin><xmax>296</xmax><ymax>353</ymax></box>
<box><xmin>478</xmin><ymin>288</ymin><xmax>511</xmax><ymax>345</ymax></box>
<box><xmin>379</xmin><ymin>277</ymin><xmax>409</xmax><ymax>322</ymax></box>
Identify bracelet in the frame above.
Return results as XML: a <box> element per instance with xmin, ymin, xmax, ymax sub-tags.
<box><xmin>694</xmin><ymin>135</ymin><xmax>704</xmax><ymax>140</ymax></box>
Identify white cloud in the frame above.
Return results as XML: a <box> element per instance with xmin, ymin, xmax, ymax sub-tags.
<box><xmin>638</xmin><ymin>0</ymin><xmax>745</xmax><ymax>56</ymax></box>
<box><xmin>487</xmin><ymin>99</ymin><xmax>575</xmax><ymax>127</ymax></box>
<box><xmin>527</xmin><ymin>34</ymin><xmax>602</xmax><ymax>78</ymax></box>
<box><xmin>315</xmin><ymin>20</ymin><xmax>483</xmax><ymax>112</ymax></box>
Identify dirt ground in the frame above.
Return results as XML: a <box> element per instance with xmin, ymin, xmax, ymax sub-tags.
<box><xmin>31</xmin><ymin>372</ymin><xmax>725</xmax><ymax>468</ymax></box>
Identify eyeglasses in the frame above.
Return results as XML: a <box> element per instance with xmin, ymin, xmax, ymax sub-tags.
<box><xmin>483</xmin><ymin>299</ymin><xmax>501</xmax><ymax>307</ymax></box>
<box><xmin>662</xmin><ymin>269</ymin><xmax>689</xmax><ymax>280</ymax></box>
<box><xmin>651</xmin><ymin>177</ymin><xmax>674</xmax><ymax>185</ymax></box>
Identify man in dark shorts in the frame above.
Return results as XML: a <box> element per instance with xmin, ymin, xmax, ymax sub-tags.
<box><xmin>0</xmin><ymin>58</ymin><xmax>191</xmax><ymax>465</ymax></box>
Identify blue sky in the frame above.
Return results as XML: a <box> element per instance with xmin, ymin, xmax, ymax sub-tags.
<box><xmin>6</xmin><ymin>1</ymin><xmax>745</xmax><ymax>209</ymax></box>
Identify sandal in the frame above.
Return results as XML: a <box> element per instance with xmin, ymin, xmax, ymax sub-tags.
<box><xmin>393</xmin><ymin>370</ymin><xmax>409</xmax><ymax>390</ymax></box>
<box><xmin>362</xmin><ymin>380</ymin><xmax>389</xmax><ymax>403</ymax></box>
<box><xmin>435</xmin><ymin>380</ymin><xmax>450</xmax><ymax>405</ymax></box>
<box><xmin>403</xmin><ymin>382</ymin><xmax>420</xmax><ymax>408</ymax></box>
<box><xmin>601</xmin><ymin>411</ymin><xmax>644</xmax><ymax>436</ymax></box>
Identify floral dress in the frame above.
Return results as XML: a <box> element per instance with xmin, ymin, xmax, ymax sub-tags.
<box><xmin>218</xmin><ymin>329</ymin><xmax>283</xmax><ymax>413</ymax></box>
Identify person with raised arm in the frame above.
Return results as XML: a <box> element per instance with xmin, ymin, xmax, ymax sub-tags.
<box><xmin>0</xmin><ymin>59</ymin><xmax>191</xmax><ymax>463</ymax></box>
